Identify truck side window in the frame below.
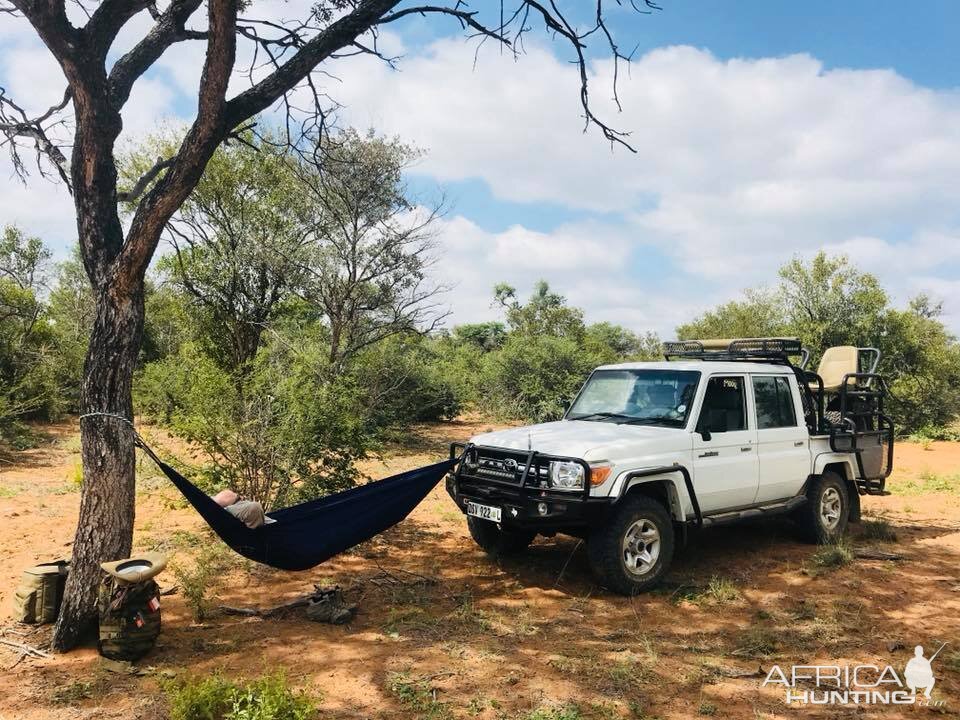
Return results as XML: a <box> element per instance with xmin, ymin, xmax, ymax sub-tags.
<box><xmin>753</xmin><ymin>376</ymin><xmax>797</xmax><ymax>429</ymax></box>
<box><xmin>698</xmin><ymin>376</ymin><xmax>746</xmax><ymax>432</ymax></box>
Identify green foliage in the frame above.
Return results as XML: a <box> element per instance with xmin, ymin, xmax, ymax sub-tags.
<box><xmin>0</xmin><ymin>225</ymin><xmax>63</xmax><ymax>447</ymax></box>
<box><xmin>137</xmin><ymin>335</ymin><xmax>372</xmax><ymax>508</ymax></box>
<box><xmin>779</xmin><ymin>253</ymin><xmax>888</xmax><ymax>351</ymax></box>
<box><xmin>808</xmin><ymin>540</ymin><xmax>854</xmax><ymax>570</ymax></box>
<box><xmin>387</xmin><ymin>672</ymin><xmax>453</xmax><ymax>720</ymax></box>
<box><xmin>908</xmin><ymin>424</ymin><xmax>960</xmax><ymax>442</ymax></box>
<box><xmin>677</xmin><ymin>288</ymin><xmax>787</xmax><ymax>341</ymax></box>
<box><xmin>354</xmin><ymin>335</ymin><xmax>461</xmax><ymax>424</ymax></box>
<box><xmin>480</xmin><ymin>333</ymin><xmax>596</xmax><ymax>422</ymax></box>
<box><xmin>522</xmin><ymin>704</ymin><xmax>585</xmax><ymax>720</ymax></box>
<box><xmin>166</xmin><ymin>672</ymin><xmax>318</xmax><ymax>720</ymax></box>
<box><xmin>451</xmin><ymin>322</ymin><xmax>506</xmax><ymax>351</ymax></box>
<box><xmin>172</xmin><ymin>544</ymin><xmax>233</xmax><ymax>621</ymax></box>
<box><xmin>465</xmin><ymin>282</ymin><xmax>659</xmax><ymax>423</ymax></box>
<box><xmin>859</xmin><ymin>519</ymin><xmax>897</xmax><ymax>542</ymax></box>
<box><xmin>894</xmin><ymin>469</ymin><xmax>960</xmax><ymax>496</ymax></box>
<box><xmin>679</xmin><ymin>252</ymin><xmax>960</xmax><ymax>434</ymax></box>
<box><xmin>44</xmin><ymin>248</ymin><xmax>93</xmax><ymax>412</ymax></box>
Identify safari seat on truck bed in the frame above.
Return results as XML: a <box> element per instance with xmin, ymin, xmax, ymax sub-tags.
<box><xmin>812</xmin><ymin>346</ymin><xmax>859</xmax><ymax>393</ymax></box>
<box><xmin>809</xmin><ymin>346</ymin><xmax>881</xmax><ymax>394</ymax></box>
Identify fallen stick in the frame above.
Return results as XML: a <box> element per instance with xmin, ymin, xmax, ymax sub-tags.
<box><xmin>218</xmin><ymin>606</ymin><xmax>261</xmax><ymax>617</ymax></box>
<box><xmin>714</xmin><ymin>665</ymin><xmax>766</xmax><ymax>679</ymax></box>
<box><xmin>219</xmin><ymin>587</ymin><xmax>338</xmax><ymax>618</ymax></box>
<box><xmin>0</xmin><ymin>638</ymin><xmax>50</xmax><ymax>658</ymax></box>
<box><xmin>855</xmin><ymin>549</ymin><xmax>904</xmax><ymax>561</ymax></box>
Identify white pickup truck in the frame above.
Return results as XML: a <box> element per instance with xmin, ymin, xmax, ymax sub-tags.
<box><xmin>446</xmin><ymin>338</ymin><xmax>893</xmax><ymax>594</ymax></box>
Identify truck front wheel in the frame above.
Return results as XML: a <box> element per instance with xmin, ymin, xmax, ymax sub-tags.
<box><xmin>588</xmin><ymin>495</ymin><xmax>675</xmax><ymax>595</ymax></box>
<box><xmin>467</xmin><ymin>516</ymin><xmax>536</xmax><ymax>557</ymax></box>
<box><xmin>795</xmin><ymin>471</ymin><xmax>850</xmax><ymax>544</ymax></box>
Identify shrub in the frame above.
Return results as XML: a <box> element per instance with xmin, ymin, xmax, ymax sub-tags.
<box><xmin>166</xmin><ymin>672</ymin><xmax>318</xmax><ymax>720</ymax></box>
<box><xmin>809</xmin><ymin>540</ymin><xmax>854</xmax><ymax>570</ymax></box>
<box><xmin>172</xmin><ymin>545</ymin><xmax>232</xmax><ymax>621</ymax></box>
<box><xmin>523</xmin><ymin>704</ymin><xmax>585</xmax><ymax>720</ymax></box>
<box><xmin>353</xmin><ymin>335</ymin><xmax>462</xmax><ymax>425</ymax></box>
<box><xmin>387</xmin><ymin>672</ymin><xmax>452</xmax><ymax>720</ymax></box>
<box><xmin>859</xmin><ymin>519</ymin><xmax>898</xmax><ymax>542</ymax></box>
<box><xmin>137</xmin><ymin>338</ymin><xmax>373</xmax><ymax>508</ymax></box>
<box><xmin>478</xmin><ymin>334</ymin><xmax>597</xmax><ymax>423</ymax></box>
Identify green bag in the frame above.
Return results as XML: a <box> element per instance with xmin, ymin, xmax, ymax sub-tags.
<box><xmin>97</xmin><ymin>575</ymin><xmax>162</xmax><ymax>662</ymax></box>
<box><xmin>14</xmin><ymin>560</ymin><xmax>69</xmax><ymax>624</ymax></box>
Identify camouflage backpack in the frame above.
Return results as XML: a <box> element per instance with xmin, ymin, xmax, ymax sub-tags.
<box><xmin>14</xmin><ymin>560</ymin><xmax>69</xmax><ymax>624</ymax></box>
<box><xmin>97</xmin><ymin>574</ymin><xmax>162</xmax><ymax>662</ymax></box>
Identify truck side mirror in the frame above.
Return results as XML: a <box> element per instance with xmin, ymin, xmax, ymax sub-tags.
<box><xmin>695</xmin><ymin>417</ymin><xmax>712</xmax><ymax>441</ymax></box>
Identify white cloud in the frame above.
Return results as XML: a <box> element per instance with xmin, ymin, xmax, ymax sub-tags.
<box><xmin>3</xmin><ymin>16</ymin><xmax>960</xmax><ymax>336</ymax></box>
<box><xmin>430</xmin><ymin>214</ymin><xmax>709</xmax><ymax>334</ymax></box>
<box><xmin>326</xmin><ymin>41</ymin><xmax>960</xmax><ymax>332</ymax></box>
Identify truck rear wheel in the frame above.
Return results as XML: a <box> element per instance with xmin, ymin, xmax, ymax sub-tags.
<box><xmin>467</xmin><ymin>516</ymin><xmax>536</xmax><ymax>557</ymax></box>
<box><xmin>795</xmin><ymin>471</ymin><xmax>850</xmax><ymax>544</ymax></box>
<box><xmin>588</xmin><ymin>495</ymin><xmax>675</xmax><ymax>595</ymax></box>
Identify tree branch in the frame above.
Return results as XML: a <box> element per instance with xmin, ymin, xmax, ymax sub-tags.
<box><xmin>116</xmin><ymin>155</ymin><xmax>173</xmax><ymax>202</ymax></box>
<box><xmin>107</xmin><ymin>0</ymin><xmax>204</xmax><ymax>107</ymax></box>
<box><xmin>85</xmin><ymin>0</ymin><xmax>153</xmax><ymax>57</ymax></box>
<box><xmin>223</xmin><ymin>0</ymin><xmax>402</xmax><ymax>128</ymax></box>
<box><xmin>116</xmin><ymin>0</ymin><xmax>237</xmax><ymax>283</ymax></box>
<box><xmin>378</xmin><ymin>5</ymin><xmax>511</xmax><ymax>46</ymax></box>
<box><xmin>0</xmin><ymin>86</ymin><xmax>72</xmax><ymax>187</ymax></box>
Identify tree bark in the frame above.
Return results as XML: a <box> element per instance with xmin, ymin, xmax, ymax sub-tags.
<box><xmin>51</xmin><ymin>281</ymin><xmax>145</xmax><ymax>650</ymax></box>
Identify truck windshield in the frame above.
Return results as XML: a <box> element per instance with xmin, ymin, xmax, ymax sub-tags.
<box><xmin>567</xmin><ymin>369</ymin><xmax>701</xmax><ymax>428</ymax></box>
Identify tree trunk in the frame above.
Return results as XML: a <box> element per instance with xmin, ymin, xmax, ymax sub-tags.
<box><xmin>51</xmin><ymin>282</ymin><xmax>145</xmax><ymax>651</ymax></box>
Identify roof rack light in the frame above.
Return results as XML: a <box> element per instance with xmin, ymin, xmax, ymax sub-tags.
<box><xmin>663</xmin><ymin>337</ymin><xmax>803</xmax><ymax>362</ymax></box>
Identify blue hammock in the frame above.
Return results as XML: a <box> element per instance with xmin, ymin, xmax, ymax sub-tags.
<box><xmin>142</xmin><ymin>444</ymin><xmax>456</xmax><ymax>571</ymax></box>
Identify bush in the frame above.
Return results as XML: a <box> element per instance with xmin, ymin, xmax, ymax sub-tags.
<box><xmin>809</xmin><ymin>540</ymin><xmax>854</xmax><ymax>570</ymax></box>
<box><xmin>478</xmin><ymin>334</ymin><xmax>597</xmax><ymax>423</ymax></box>
<box><xmin>353</xmin><ymin>335</ymin><xmax>462</xmax><ymax>425</ymax></box>
<box><xmin>172</xmin><ymin>544</ymin><xmax>232</xmax><ymax>621</ymax></box>
<box><xmin>166</xmin><ymin>672</ymin><xmax>318</xmax><ymax>720</ymax></box>
<box><xmin>859</xmin><ymin>519</ymin><xmax>898</xmax><ymax>542</ymax></box>
<box><xmin>137</xmin><ymin>338</ymin><xmax>373</xmax><ymax>508</ymax></box>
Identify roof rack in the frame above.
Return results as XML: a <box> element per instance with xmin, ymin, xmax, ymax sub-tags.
<box><xmin>663</xmin><ymin>337</ymin><xmax>804</xmax><ymax>364</ymax></box>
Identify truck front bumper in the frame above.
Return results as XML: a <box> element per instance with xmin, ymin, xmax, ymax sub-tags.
<box><xmin>446</xmin><ymin>443</ymin><xmax>614</xmax><ymax>532</ymax></box>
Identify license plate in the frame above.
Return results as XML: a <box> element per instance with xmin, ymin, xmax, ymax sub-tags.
<box><xmin>466</xmin><ymin>501</ymin><xmax>501</xmax><ymax>523</ymax></box>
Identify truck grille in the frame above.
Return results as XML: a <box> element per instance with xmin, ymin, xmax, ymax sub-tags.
<box><xmin>465</xmin><ymin>448</ymin><xmax>550</xmax><ymax>487</ymax></box>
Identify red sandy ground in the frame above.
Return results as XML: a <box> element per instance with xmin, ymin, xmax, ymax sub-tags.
<box><xmin>0</xmin><ymin>420</ymin><xmax>958</xmax><ymax>719</ymax></box>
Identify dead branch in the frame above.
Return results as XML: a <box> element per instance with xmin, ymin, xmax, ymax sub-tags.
<box><xmin>0</xmin><ymin>638</ymin><xmax>51</xmax><ymax>658</ymax></box>
<box><xmin>0</xmin><ymin>86</ymin><xmax>72</xmax><ymax>187</ymax></box>
<box><xmin>218</xmin><ymin>584</ymin><xmax>344</xmax><ymax>617</ymax></box>
<box><xmin>855</xmin><ymin>548</ymin><xmax>905</xmax><ymax>561</ymax></box>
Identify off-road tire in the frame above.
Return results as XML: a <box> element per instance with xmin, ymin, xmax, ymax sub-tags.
<box><xmin>467</xmin><ymin>516</ymin><xmax>536</xmax><ymax>557</ymax></box>
<box><xmin>795</xmin><ymin>471</ymin><xmax>850</xmax><ymax>544</ymax></box>
<box><xmin>587</xmin><ymin>495</ymin><xmax>675</xmax><ymax>595</ymax></box>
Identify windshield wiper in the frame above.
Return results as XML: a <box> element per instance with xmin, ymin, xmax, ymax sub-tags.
<box><xmin>568</xmin><ymin>412</ymin><xmax>633</xmax><ymax>422</ymax></box>
<box><xmin>619</xmin><ymin>416</ymin><xmax>681</xmax><ymax>426</ymax></box>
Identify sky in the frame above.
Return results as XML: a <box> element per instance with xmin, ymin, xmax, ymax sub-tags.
<box><xmin>2</xmin><ymin>1</ymin><xmax>960</xmax><ymax>337</ymax></box>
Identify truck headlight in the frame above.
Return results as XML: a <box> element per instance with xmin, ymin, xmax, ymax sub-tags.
<box><xmin>549</xmin><ymin>461</ymin><xmax>585</xmax><ymax>490</ymax></box>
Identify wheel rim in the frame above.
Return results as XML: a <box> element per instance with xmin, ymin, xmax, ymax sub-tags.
<box><xmin>622</xmin><ymin>518</ymin><xmax>661</xmax><ymax>577</ymax></box>
<box><xmin>820</xmin><ymin>487</ymin><xmax>842</xmax><ymax>530</ymax></box>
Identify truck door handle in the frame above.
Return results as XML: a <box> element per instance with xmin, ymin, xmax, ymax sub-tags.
<box><xmin>698</xmin><ymin>451</ymin><xmax>718</xmax><ymax>458</ymax></box>
<box><xmin>794</xmin><ymin>441</ymin><xmax>805</xmax><ymax>447</ymax></box>
<box><xmin>741</xmin><ymin>447</ymin><xmax>752</xmax><ymax>452</ymax></box>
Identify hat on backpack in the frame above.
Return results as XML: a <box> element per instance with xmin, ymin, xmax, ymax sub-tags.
<box><xmin>100</xmin><ymin>552</ymin><xmax>168</xmax><ymax>584</ymax></box>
